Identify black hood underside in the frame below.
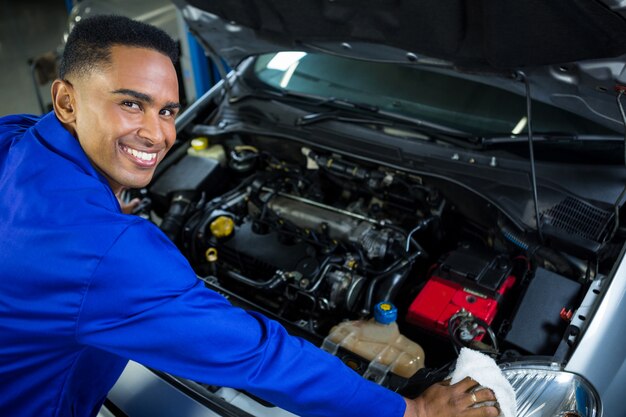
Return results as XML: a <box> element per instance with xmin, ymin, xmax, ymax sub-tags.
<box><xmin>184</xmin><ymin>0</ymin><xmax>626</xmax><ymax>70</ymax></box>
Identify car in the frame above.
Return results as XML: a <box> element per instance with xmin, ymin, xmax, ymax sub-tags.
<box><xmin>104</xmin><ymin>1</ymin><xmax>626</xmax><ymax>416</ymax></box>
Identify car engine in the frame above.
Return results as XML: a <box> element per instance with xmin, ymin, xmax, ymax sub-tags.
<box><xmin>142</xmin><ymin>133</ymin><xmax>614</xmax><ymax>391</ymax></box>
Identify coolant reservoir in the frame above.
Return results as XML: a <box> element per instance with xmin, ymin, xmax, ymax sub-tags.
<box><xmin>187</xmin><ymin>137</ymin><xmax>226</xmax><ymax>166</ymax></box>
<box><xmin>322</xmin><ymin>302</ymin><xmax>425</xmax><ymax>382</ymax></box>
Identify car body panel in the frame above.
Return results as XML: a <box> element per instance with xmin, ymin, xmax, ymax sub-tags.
<box><xmin>109</xmin><ymin>361</ymin><xmax>299</xmax><ymax>417</ymax></box>
<box><xmin>108</xmin><ymin>362</ymin><xmax>221</xmax><ymax>417</ymax></box>
<box><xmin>565</xmin><ymin>247</ymin><xmax>626</xmax><ymax>416</ymax></box>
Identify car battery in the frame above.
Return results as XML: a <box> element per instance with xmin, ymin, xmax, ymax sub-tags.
<box><xmin>406</xmin><ymin>246</ymin><xmax>515</xmax><ymax>338</ymax></box>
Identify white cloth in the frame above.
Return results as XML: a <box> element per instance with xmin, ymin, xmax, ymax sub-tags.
<box><xmin>449</xmin><ymin>348</ymin><xmax>516</xmax><ymax>417</ymax></box>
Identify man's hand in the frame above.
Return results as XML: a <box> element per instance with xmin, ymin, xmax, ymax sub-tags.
<box><xmin>404</xmin><ymin>377</ymin><xmax>499</xmax><ymax>417</ymax></box>
<box><xmin>120</xmin><ymin>198</ymin><xmax>141</xmax><ymax>214</ymax></box>
<box><xmin>117</xmin><ymin>196</ymin><xmax>141</xmax><ymax>214</ymax></box>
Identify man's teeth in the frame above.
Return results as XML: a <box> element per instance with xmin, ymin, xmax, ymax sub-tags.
<box><xmin>123</xmin><ymin>146</ymin><xmax>157</xmax><ymax>161</ymax></box>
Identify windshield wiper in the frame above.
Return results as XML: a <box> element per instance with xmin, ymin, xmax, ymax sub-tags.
<box><xmin>230</xmin><ymin>89</ymin><xmax>378</xmax><ymax>112</ymax></box>
<box><xmin>229</xmin><ymin>88</ymin><xmax>482</xmax><ymax>150</ymax></box>
<box><xmin>238</xmin><ymin>89</ymin><xmax>381</xmax><ymax>111</ymax></box>
<box><xmin>296</xmin><ymin>110</ymin><xmax>394</xmax><ymax>126</ymax></box>
<box><xmin>481</xmin><ymin>132</ymin><xmax>622</xmax><ymax>146</ymax></box>
<box><xmin>290</xmin><ymin>93</ymin><xmax>471</xmax><ymax>136</ymax></box>
<box><xmin>231</xmin><ymin>89</ymin><xmax>473</xmax><ymax>137</ymax></box>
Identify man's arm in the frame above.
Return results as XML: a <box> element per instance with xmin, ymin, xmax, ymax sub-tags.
<box><xmin>76</xmin><ymin>220</ymin><xmax>499</xmax><ymax>417</ymax></box>
<box><xmin>76</xmin><ymin>220</ymin><xmax>405</xmax><ymax>417</ymax></box>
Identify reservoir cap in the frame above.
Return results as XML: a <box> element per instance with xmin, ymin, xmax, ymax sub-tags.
<box><xmin>374</xmin><ymin>302</ymin><xmax>397</xmax><ymax>324</ymax></box>
<box><xmin>191</xmin><ymin>137</ymin><xmax>209</xmax><ymax>151</ymax></box>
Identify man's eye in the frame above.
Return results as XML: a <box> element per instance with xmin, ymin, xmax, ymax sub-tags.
<box><xmin>122</xmin><ymin>101</ymin><xmax>141</xmax><ymax>110</ymax></box>
<box><xmin>160</xmin><ymin>108</ymin><xmax>175</xmax><ymax>117</ymax></box>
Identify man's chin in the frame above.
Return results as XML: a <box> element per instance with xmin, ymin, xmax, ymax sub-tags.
<box><xmin>113</xmin><ymin>173</ymin><xmax>154</xmax><ymax>193</ymax></box>
<box><xmin>127</xmin><ymin>178</ymin><xmax>152</xmax><ymax>189</ymax></box>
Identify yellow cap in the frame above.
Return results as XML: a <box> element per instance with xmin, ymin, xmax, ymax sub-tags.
<box><xmin>191</xmin><ymin>137</ymin><xmax>209</xmax><ymax>151</ymax></box>
<box><xmin>205</xmin><ymin>247</ymin><xmax>218</xmax><ymax>263</ymax></box>
<box><xmin>380</xmin><ymin>303</ymin><xmax>392</xmax><ymax>311</ymax></box>
<box><xmin>210</xmin><ymin>216</ymin><xmax>235</xmax><ymax>238</ymax></box>
<box><xmin>346</xmin><ymin>259</ymin><xmax>357</xmax><ymax>270</ymax></box>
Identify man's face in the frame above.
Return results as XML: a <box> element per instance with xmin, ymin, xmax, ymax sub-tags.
<box><xmin>69</xmin><ymin>45</ymin><xmax>180</xmax><ymax>195</ymax></box>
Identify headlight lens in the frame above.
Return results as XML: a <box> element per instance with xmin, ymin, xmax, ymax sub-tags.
<box><xmin>501</xmin><ymin>363</ymin><xmax>600</xmax><ymax>417</ymax></box>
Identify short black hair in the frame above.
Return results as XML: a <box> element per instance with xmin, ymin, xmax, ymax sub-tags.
<box><xmin>59</xmin><ymin>15</ymin><xmax>178</xmax><ymax>80</ymax></box>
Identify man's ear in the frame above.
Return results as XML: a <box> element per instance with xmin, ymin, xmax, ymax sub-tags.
<box><xmin>51</xmin><ymin>79</ymin><xmax>77</xmax><ymax>128</ymax></box>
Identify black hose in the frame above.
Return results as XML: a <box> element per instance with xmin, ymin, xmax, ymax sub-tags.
<box><xmin>362</xmin><ymin>263</ymin><xmax>412</xmax><ymax>314</ymax></box>
<box><xmin>225</xmin><ymin>270</ymin><xmax>284</xmax><ymax>290</ymax></box>
<box><xmin>160</xmin><ymin>192</ymin><xmax>195</xmax><ymax>242</ymax></box>
<box><xmin>373</xmin><ymin>267</ymin><xmax>411</xmax><ymax>308</ymax></box>
<box><xmin>359</xmin><ymin>246</ymin><xmax>422</xmax><ymax>276</ymax></box>
<box><xmin>500</xmin><ymin>225</ymin><xmax>530</xmax><ymax>251</ymax></box>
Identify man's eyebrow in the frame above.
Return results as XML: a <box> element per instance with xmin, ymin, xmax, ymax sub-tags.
<box><xmin>111</xmin><ymin>89</ymin><xmax>153</xmax><ymax>104</ymax></box>
<box><xmin>111</xmin><ymin>89</ymin><xmax>180</xmax><ymax>110</ymax></box>
<box><xmin>163</xmin><ymin>101</ymin><xmax>181</xmax><ymax>111</ymax></box>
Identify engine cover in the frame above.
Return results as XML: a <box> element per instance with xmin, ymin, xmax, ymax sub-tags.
<box><xmin>219</xmin><ymin>221</ymin><xmax>320</xmax><ymax>280</ymax></box>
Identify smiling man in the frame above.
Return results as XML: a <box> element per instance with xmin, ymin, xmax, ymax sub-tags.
<box><xmin>54</xmin><ymin>29</ymin><xmax>180</xmax><ymax>197</ymax></box>
<box><xmin>0</xmin><ymin>15</ymin><xmax>498</xmax><ymax>417</ymax></box>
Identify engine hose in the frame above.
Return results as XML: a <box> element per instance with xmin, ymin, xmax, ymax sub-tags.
<box><xmin>225</xmin><ymin>270</ymin><xmax>284</xmax><ymax>290</ymax></box>
<box><xmin>533</xmin><ymin>246</ymin><xmax>577</xmax><ymax>278</ymax></box>
<box><xmin>500</xmin><ymin>225</ymin><xmax>581</xmax><ymax>278</ymax></box>
<box><xmin>182</xmin><ymin>210</ymin><xmax>203</xmax><ymax>261</ymax></box>
<box><xmin>360</xmin><ymin>251</ymin><xmax>420</xmax><ymax>275</ymax></box>
<box><xmin>374</xmin><ymin>267</ymin><xmax>411</xmax><ymax>308</ymax></box>
<box><xmin>501</xmin><ymin>226</ymin><xmax>530</xmax><ymax>251</ymax></box>
<box><xmin>187</xmin><ymin>175</ymin><xmax>257</xmax><ymax>262</ymax></box>
<box><xmin>404</xmin><ymin>217</ymin><xmax>435</xmax><ymax>253</ymax></box>
<box><xmin>362</xmin><ymin>263</ymin><xmax>411</xmax><ymax>314</ymax></box>
<box><xmin>160</xmin><ymin>192</ymin><xmax>195</xmax><ymax>242</ymax></box>
<box><xmin>500</xmin><ymin>226</ymin><xmax>587</xmax><ymax>279</ymax></box>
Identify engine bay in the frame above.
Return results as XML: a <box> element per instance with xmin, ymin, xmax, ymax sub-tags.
<box><xmin>139</xmin><ymin>128</ymin><xmax>621</xmax><ymax>393</ymax></box>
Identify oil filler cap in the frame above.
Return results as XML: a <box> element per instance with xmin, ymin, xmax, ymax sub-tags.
<box><xmin>374</xmin><ymin>302</ymin><xmax>397</xmax><ymax>325</ymax></box>
<box><xmin>210</xmin><ymin>216</ymin><xmax>234</xmax><ymax>238</ymax></box>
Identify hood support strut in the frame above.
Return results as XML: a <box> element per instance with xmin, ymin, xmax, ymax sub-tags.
<box><xmin>519</xmin><ymin>71</ymin><xmax>544</xmax><ymax>244</ymax></box>
<box><xmin>608</xmin><ymin>87</ymin><xmax>626</xmax><ymax>242</ymax></box>
<box><xmin>616</xmin><ymin>88</ymin><xmax>626</xmax><ymax>168</ymax></box>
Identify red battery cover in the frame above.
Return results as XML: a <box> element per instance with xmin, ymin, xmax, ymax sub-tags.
<box><xmin>406</xmin><ymin>274</ymin><xmax>516</xmax><ymax>337</ymax></box>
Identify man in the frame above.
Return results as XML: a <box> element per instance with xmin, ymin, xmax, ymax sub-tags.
<box><xmin>0</xmin><ymin>15</ymin><xmax>499</xmax><ymax>417</ymax></box>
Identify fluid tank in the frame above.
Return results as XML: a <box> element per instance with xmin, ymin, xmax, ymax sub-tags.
<box><xmin>322</xmin><ymin>302</ymin><xmax>425</xmax><ymax>380</ymax></box>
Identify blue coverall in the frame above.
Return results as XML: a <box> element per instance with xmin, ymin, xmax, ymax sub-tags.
<box><xmin>0</xmin><ymin>112</ymin><xmax>405</xmax><ymax>417</ymax></box>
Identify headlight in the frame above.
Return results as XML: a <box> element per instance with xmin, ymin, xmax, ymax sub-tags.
<box><xmin>501</xmin><ymin>362</ymin><xmax>600</xmax><ymax>417</ymax></box>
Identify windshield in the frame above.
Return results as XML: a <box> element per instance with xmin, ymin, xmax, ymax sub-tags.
<box><xmin>253</xmin><ymin>52</ymin><xmax>615</xmax><ymax>137</ymax></box>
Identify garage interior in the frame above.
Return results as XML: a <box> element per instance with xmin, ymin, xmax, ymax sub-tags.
<box><xmin>0</xmin><ymin>1</ymin><xmax>67</xmax><ymax>116</ymax></box>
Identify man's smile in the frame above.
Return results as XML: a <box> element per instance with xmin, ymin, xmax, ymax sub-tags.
<box><xmin>120</xmin><ymin>144</ymin><xmax>158</xmax><ymax>167</ymax></box>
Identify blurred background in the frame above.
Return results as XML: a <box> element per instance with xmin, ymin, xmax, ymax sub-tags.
<box><xmin>0</xmin><ymin>1</ymin><xmax>67</xmax><ymax>116</ymax></box>
<box><xmin>0</xmin><ymin>0</ymin><xmax>219</xmax><ymax>117</ymax></box>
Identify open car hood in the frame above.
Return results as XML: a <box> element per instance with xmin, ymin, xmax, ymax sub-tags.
<box><xmin>174</xmin><ymin>0</ymin><xmax>626</xmax><ymax>131</ymax></box>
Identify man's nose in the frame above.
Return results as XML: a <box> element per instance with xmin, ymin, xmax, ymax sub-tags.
<box><xmin>138</xmin><ymin>111</ymin><xmax>166</xmax><ymax>145</ymax></box>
